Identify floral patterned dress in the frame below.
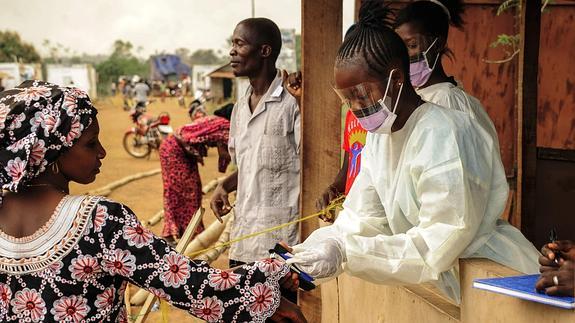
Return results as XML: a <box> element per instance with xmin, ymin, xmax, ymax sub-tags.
<box><xmin>0</xmin><ymin>195</ymin><xmax>288</xmax><ymax>322</ymax></box>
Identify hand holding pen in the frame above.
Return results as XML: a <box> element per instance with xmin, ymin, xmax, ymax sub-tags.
<box><xmin>537</xmin><ymin>236</ymin><xmax>575</xmax><ymax>297</ymax></box>
<box><xmin>539</xmin><ymin>235</ymin><xmax>575</xmax><ymax>272</ymax></box>
<box><xmin>549</xmin><ymin>228</ymin><xmax>561</xmax><ymax>265</ymax></box>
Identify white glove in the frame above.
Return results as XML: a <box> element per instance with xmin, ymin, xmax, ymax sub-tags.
<box><xmin>286</xmin><ymin>237</ymin><xmax>345</xmax><ymax>279</ymax></box>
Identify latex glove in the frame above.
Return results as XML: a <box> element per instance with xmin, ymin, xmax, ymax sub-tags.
<box><xmin>286</xmin><ymin>238</ymin><xmax>345</xmax><ymax>279</ymax></box>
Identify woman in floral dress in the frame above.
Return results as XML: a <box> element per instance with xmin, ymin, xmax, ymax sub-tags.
<box><xmin>160</xmin><ymin>115</ymin><xmax>231</xmax><ymax>243</ymax></box>
<box><xmin>0</xmin><ymin>81</ymin><xmax>305</xmax><ymax>322</ymax></box>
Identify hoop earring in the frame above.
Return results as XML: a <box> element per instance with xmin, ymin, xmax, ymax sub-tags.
<box><xmin>51</xmin><ymin>162</ymin><xmax>60</xmax><ymax>174</ymax></box>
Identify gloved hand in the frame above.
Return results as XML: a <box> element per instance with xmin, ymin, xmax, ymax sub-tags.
<box><xmin>286</xmin><ymin>238</ymin><xmax>346</xmax><ymax>279</ymax></box>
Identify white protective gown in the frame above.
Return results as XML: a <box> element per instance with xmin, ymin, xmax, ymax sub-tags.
<box><xmin>416</xmin><ymin>81</ymin><xmax>499</xmax><ymax>143</ymax></box>
<box><xmin>296</xmin><ymin>102</ymin><xmax>540</xmax><ymax>303</ymax></box>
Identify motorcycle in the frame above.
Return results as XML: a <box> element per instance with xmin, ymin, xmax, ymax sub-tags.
<box><xmin>188</xmin><ymin>90</ymin><xmax>210</xmax><ymax>121</ymax></box>
<box><xmin>123</xmin><ymin>103</ymin><xmax>173</xmax><ymax>158</ymax></box>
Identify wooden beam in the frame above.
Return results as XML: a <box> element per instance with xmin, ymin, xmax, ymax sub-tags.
<box><xmin>133</xmin><ymin>207</ymin><xmax>205</xmax><ymax>323</ymax></box>
<box><xmin>301</xmin><ymin>1</ymin><xmax>343</xmax><ymax>322</ymax></box>
<box><xmin>354</xmin><ymin>0</ymin><xmax>362</xmax><ymax>21</ymax></box>
<box><xmin>516</xmin><ymin>0</ymin><xmax>541</xmax><ymax>242</ymax></box>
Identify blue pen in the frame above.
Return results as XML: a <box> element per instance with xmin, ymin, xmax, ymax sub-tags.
<box><xmin>278</xmin><ymin>252</ymin><xmax>314</xmax><ymax>282</ymax></box>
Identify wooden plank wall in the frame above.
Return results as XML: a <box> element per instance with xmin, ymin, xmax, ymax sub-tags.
<box><xmin>537</xmin><ymin>1</ymin><xmax>575</xmax><ymax>149</ymax></box>
<box><xmin>300</xmin><ymin>1</ymin><xmax>343</xmax><ymax>322</ymax></box>
<box><xmin>442</xmin><ymin>2</ymin><xmax>518</xmax><ymax>177</ymax></box>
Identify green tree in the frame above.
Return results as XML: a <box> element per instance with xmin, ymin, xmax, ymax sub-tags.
<box><xmin>0</xmin><ymin>31</ymin><xmax>41</xmax><ymax>63</ymax></box>
<box><xmin>112</xmin><ymin>40</ymin><xmax>134</xmax><ymax>58</ymax></box>
<box><xmin>295</xmin><ymin>34</ymin><xmax>301</xmax><ymax>70</ymax></box>
<box><xmin>189</xmin><ymin>49</ymin><xmax>227</xmax><ymax>65</ymax></box>
<box><xmin>95</xmin><ymin>40</ymin><xmax>148</xmax><ymax>95</ymax></box>
<box><xmin>485</xmin><ymin>0</ymin><xmax>553</xmax><ymax>64</ymax></box>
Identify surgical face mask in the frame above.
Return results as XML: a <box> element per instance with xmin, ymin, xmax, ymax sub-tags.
<box><xmin>409</xmin><ymin>38</ymin><xmax>440</xmax><ymax>88</ymax></box>
<box><xmin>333</xmin><ymin>69</ymin><xmax>404</xmax><ymax>134</ymax></box>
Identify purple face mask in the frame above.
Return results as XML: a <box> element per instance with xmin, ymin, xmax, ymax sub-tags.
<box><xmin>410</xmin><ymin>60</ymin><xmax>433</xmax><ymax>88</ymax></box>
<box><xmin>349</xmin><ymin>69</ymin><xmax>403</xmax><ymax>134</ymax></box>
<box><xmin>409</xmin><ymin>38</ymin><xmax>439</xmax><ymax>88</ymax></box>
<box><xmin>353</xmin><ymin>104</ymin><xmax>390</xmax><ymax>132</ymax></box>
<box><xmin>335</xmin><ymin>69</ymin><xmax>402</xmax><ymax>134</ymax></box>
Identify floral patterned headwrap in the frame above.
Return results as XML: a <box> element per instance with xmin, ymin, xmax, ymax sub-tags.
<box><xmin>0</xmin><ymin>80</ymin><xmax>97</xmax><ymax>204</ymax></box>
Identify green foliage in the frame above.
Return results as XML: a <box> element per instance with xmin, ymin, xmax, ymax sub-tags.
<box><xmin>489</xmin><ymin>34</ymin><xmax>520</xmax><ymax>49</ymax></box>
<box><xmin>486</xmin><ymin>0</ymin><xmax>553</xmax><ymax>64</ymax></box>
<box><xmin>111</xmin><ymin>40</ymin><xmax>134</xmax><ymax>58</ymax></box>
<box><xmin>174</xmin><ymin>48</ymin><xmax>228</xmax><ymax>67</ymax></box>
<box><xmin>295</xmin><ymin>34</ymin><xmax>301</xmax><ymax>70</ymax></box>
<box><xmin>95</xmin><ymin>40</ymin><xmax>148</xmax><ymax>95</ymax></box>
<box><xmin>0</xmin><ymin>31</ymin><xmax>41</xmax><ymax>63</ymax></box>
<box><xmin>189</xmin><ymin>49</ymin><xmax>227</xmax><ymax>65</ymax></box>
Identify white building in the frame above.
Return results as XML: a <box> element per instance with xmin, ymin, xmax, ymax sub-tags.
<box><xmin>0</xmin><ymin>63</ymin><xmax>42</xmax><ymax>90</ymax></box>
<box><xmin>191</xmin><ymin>64</ymin><xmax>220</xmax><ymax>95</ymax></box>
<box><xmin>46</xmin><ymin>64</ymin><xmax>98</xmax><ymax>98</ymax></box>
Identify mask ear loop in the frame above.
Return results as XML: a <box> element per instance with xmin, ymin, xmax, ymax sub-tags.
<box><xmin>380</xmin><ymin>69</ymin><xmax>403</xmax><ymax>114</ymax></box>
<box><xmin>381</xmin><ymin>68</ymin><xmax>396</xmax><ymax>103</ymax></box>
<box><xmin>423</xmin><ymin>38</ymin><xmax>440</xmax><ymax>70</ymax></box>
<box><xmin>392</xmin><ymin>82</ymin><xmax>404</xmax><ymax>114</ymax></box>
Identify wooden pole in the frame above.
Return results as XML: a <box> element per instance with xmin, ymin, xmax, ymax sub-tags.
<box><xmin>515</xmin><ymin>0</ymin><xmax>541</xmax><ymax>242</ymax></box>
<box><xmin>354</xmin><ymin>0</ymin><xmax>362</xmax><ymax>21</ymax></box>
<box><xmin>301</xmin><ymin>1</ymin><xmax>343</xmax><ymax>322</ymax></box>
<box><xmin>133</xmin><ymin>207</ymin><xmax>204</xmax><ymax>323</ymax></box>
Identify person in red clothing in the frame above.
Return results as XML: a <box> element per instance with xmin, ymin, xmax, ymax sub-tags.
<box><xmin>341</xmin><ymin>110</ymin><xmax>367</xmax><ymax>195</ymax></box>
<box><xmin>159</xmin><ymin>115</ymin><xmax>231</xmax><ymax>244</ymax></box>
<box><xmin>282</xmin><ymin>81</ymin><xmax>367</xmax><ymax>222</ymax></box>
<box><xmin>314</xmin><ymin>109</ymin><xmax>367</xmax><ymax>222</ymax></box>
<box><xmin>284</xmin><ymin>26</ymin><xmax>367</xmax><ymax>222</ymax></box>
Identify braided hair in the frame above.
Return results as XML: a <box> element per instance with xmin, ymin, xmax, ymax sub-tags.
<box><xmin>394</xmin><ymin>0</ymin><xmax>465</xmax><ymax>39</ymax></box>
<box><xmin>336</xmin><ymin>0</ymin><xmax>410</xmax><ymax>81</ymax></box>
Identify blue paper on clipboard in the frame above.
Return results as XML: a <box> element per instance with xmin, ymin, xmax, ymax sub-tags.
<box><xmin>473</xmin><ymin>274</ymin><xmax>574</xmax><ymax>310</ymax></box>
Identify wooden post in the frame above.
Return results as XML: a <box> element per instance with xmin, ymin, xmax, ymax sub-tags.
<box><xmin>301</xmin><ymin>1</ymin><xmax>343</xmax><ymax>322</ymax></box>
<box><xmin>133</xmin><ymin>207</ymin><xmax>204</xmax><ymax>323</ymax></box>
<box><xmin>515</xmin><ymin>0</ymin><xmax>541</xmax><ymax>242</ymax></box>
<box><xmin>354</xmin><ymin>0</ymin><xmax>362</xmax><ymax>21</ymax></box>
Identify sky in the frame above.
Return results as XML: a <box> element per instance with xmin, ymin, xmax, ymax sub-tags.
<box><xmin>0</xmin><ymin>0</ymin><xmax>355</xmax><ymax>58</ymax></box>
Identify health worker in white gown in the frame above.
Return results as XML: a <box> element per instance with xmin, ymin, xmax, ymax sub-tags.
<box><xmin>394</xmin><ymin>0</ymin><xmax>499</xmax><ymax>156</ymax></box>
<box><xmin>287</xmin><ymin>2</ymin><xmax>540</xmax><ymax>304</ymax></box>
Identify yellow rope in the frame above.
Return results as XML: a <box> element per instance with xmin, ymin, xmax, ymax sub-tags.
<box><xmin>160</xmin><ymin>300</ymin><xmax>169</xmax><ymax>323</ymax></box>
<box><xmin>187</xmin><ymin>195</ymin><xmax>345</xmax><ymax>258</ymax></box>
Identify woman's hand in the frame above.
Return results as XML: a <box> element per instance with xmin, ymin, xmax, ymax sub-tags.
<box><xmin>277</xmin><ymin>242</ymin><xmax>300</xmax><ymax>292</ymax></box>
<box><xmin>552</xmin><ymin>240</ymin><xmax>575</xmax><ymax>261</ymax></box>
<box><xmin>287</xmin><ymin>238</ymin><xmax>345</xmax><ymax>279</ymax></box>
<box><xmin>270</xmin><ymin>297</ymin><xmax>308</xmax><ymax>323</ymax></box>
<box><xmin>540</xmin><ymin>240</ymin><xmax>575</xmax><ymax>272</ymax></box>
<box><xmin>279</xmin><ymin>271</ymin><xmax>300</xmax><ymax>292</ymax></box>
<box><xmin>316</xmin><ymin>184</ymin><xmax>342</xmax><ymax>223</ymax></box>
<box><xmin>535</xmin><ymin>260</ymin><xmax>574</xmax><ymax>297</ymax></box>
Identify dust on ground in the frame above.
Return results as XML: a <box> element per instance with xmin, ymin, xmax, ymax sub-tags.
<box><xmin>70</xmin><ymin>96</ymin><xmax>228</xmax><ymax>322</ymax></box>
